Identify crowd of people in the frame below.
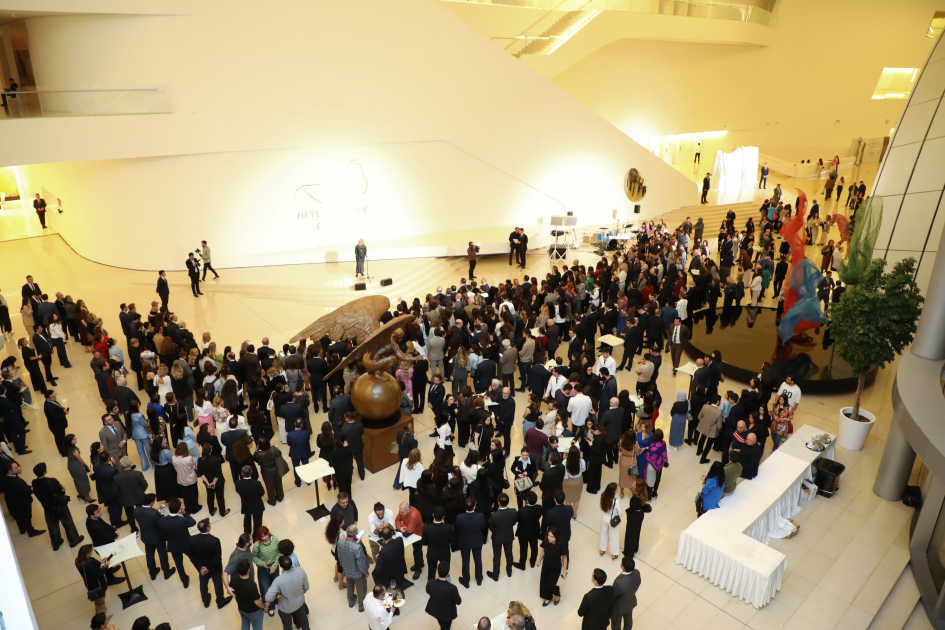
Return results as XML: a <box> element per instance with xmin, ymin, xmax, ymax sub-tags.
<box><xmin>0</xmin><ymin>198</ymin><xmax>829</xmax><ymax>630</ymax></box>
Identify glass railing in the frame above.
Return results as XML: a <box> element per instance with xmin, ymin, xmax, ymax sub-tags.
<box><xmin>0</xmin><ymin>87</ymin><xmax>170</xmax><ymax>119</ymax></box>
<box><xmin>447</xmin><ymin>0</ymin><xmax>776</xmax><ymax>27</ymax></box>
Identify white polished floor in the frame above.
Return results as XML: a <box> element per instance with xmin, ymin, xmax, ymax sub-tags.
<box><xmin>0</xmin><ymin>163</ymin><xmax>911</xmax><ymax>630</ymax></box>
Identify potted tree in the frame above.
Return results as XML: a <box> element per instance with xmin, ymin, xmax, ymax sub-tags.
<box><xmin>830</xmin><ymin>258</ymin><xmax>923</xmax><ymax>450</ymax></box>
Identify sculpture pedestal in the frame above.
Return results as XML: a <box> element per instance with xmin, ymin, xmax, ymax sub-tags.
<box><xmin>362</xmin><ymin>411</ymin><xmax>411</xmax><ymax>474</ymax></box>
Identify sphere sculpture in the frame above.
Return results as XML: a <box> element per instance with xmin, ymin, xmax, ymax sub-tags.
<box><xmin>352</xmin><ymin>372</ymin><xmax>401</xmax><ymax>420</ymax></box>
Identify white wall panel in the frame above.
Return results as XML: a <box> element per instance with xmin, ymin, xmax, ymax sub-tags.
<box><xmin>875</xmin><ymin>194</ymin><xmax>903</xmax><ymax>252</ymax></box>
<box><xmin>893</xmin><ymin>99</ymin><xmax>939</xmax><ymax>147</ymax></box>
<box><xmin>907</xmin><ymin>136</ymin><xmax>945</xmax><ymax>194</ymax></box>
<box><xmin>888</xmin><ymin>192</ymin><xmax>941</xmax><ymax>252</ymax></box>
<box><xmin>875</xmin><ymin>144</ymin><xmax>922</xmax><ymax>196</ymax></box>
<box><xmin>911</xmin><ymin>59</ymin><xmax>945</xmax><ymax>105</ymax></box>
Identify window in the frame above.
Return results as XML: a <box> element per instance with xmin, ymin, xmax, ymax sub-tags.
<box><xmin>929</xmin><ymin>11</ymin><xmax>945</xmax><ymax>38</ymax></box>
<box><xmin>872</xmin><ymin>67</ymin><xmax>918</xmax><ymax>100</ymax></box>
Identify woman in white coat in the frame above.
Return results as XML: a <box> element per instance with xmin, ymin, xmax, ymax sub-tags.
<box><xmin>598</xmin><ymin>482</ymin><xmax>622</xmax><ymax>560</ymax></box>
<box><xmin>750</xmin><ymin>270</ymin><xmax>763</xmax><ymax>306</ymax></box>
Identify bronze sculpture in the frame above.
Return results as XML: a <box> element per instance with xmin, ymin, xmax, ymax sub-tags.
<box><xmin>323</xmin><ymin>313</ymin><xmax>417</xmax><ymax>421</ymax></box>
<box><xmin>289</xmin><ymin>295</ymin><xmax>390</xmax><ymax>345</ymax></box>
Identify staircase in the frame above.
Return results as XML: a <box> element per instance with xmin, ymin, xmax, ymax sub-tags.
<box><xmin>658</xmin><ymin>200</ymin><xmax>761</xmax><ymax>233</ymax></box>
<box><xmin>514</xmin><ymin>4</ymin><xmax>601</xmax><ymax>56</ymax></box>
<box><xmin>867</xmin><ymin>564</ymin><xmax>924</xmax><ymax>630</ymax></box>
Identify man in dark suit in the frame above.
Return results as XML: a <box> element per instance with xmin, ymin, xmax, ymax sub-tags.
<box><xmin>486</xmin><ymin>493</ymin><xmax>517</xmax><ymax>580</ymax></box>
<box><xmin>190</xmin><ymin>519</ymin><xmax>233</xmax><ymax>609</ymax></box>
<box><xmin>701</xmin><ymin>173</ymin><xmax>711</xmax><ymax>204</ymax></box>
<box><xmin>280</xmin><ymin>396</ymin><xmax>305</xmax><ymax>432</ymax></box>
<box><xmin>578</xmin><ymin>568</ymin><xmax>616</xmax><ymax>630</ymax></box>
<box><xmin>514</xmin><ymin>490</ymin><xmax>542</xmax><ymax>569</ymax></box>
<box><xmin>496</xmin><ymin>387</ymin><xmax>515</xmax><ymax>457</ymax></box>
<box><xmin>21</xmin><ymin>275</ymin><xmax>40</xmax><ymax>307</ymax></box>
<box><xmin>92</xmin><ymin>451</ymin><xmax>123</xmax><ymax>526</ymax></box>
<box><xmin>328</xmin><ymin>386</ymin><xmax>353</xmax><ymax>432</ymax></box>
<box><xmin>134</xmin><ymin>494</ymin><xmax>176</xmax><ymax>581</ymax></box>
<box><xmin>158</xmin><ymin>499</ymin><xmax>194</xmax><ymax>587</ymax></box>
<box><xmin>43</xmin><ymin>390</ymin><xmax>70</xmax><ymax>456</ymax></box>
<box><xmin>544</xmin><ymin>320</ymin><xmax>560</xmax><ymax>358</ymax></box>
<box><xmin>306</xmin><ymin>349</ymin><xmax>329</xmax><ymax>413</ymax></box>
<box><xmin>517</xmin><ymin>228</ymin><xmax>529</xmax><ymax>268</ymax></box>
<box><xmin>85</xmin><ymin>503</ymin><xmax>118</xmax><ymax>546</ymax></box>
<box><xmin>0</xmin><ymin>389</ymin><xmax>28</xmax><ymax>455</ymax></box>
<box><xmin>454</xmin><ymin>497</ymin><xmax>487</xmax><ymax>588</ymax></box>
<box><xmin>600</xmin><ymin>401</ymin><xmax>623</xmax><ymax>467</ymax></box>
<box><xmin>286</xmin><ymin>419</ymin><xmax>311</xmax><ymax>487</ymax></box>
<box><xmin>33</xmin><ymin>194</ymin><xmax>47</xmax><ymax>228</ymax></box>
<box><xmin>539</xmin><ymin>452</ymin><xmax>565</xmax><ymax>509</ymax></box>
<box><xmin>186</xmin><ymin>253</ymin><xmax>203</xmax><ymax>297</ymax></box>
<box><xmin>235</xmin><ymin>465</ymin><xmax>265</xmax><ymax>538</ymax></box>
<box><xmin>31</xmin><ymin>462</ymin><xmax>82</xmax><ymax>549</ymax></box>
<box><xmin>221</xmin><ymin>423</ymin><xmax>248</xmax><ymax>483</ymax></box>
<box><xmin>371</xmin><ymin>527</ymin><xmax>407</xmax><ymax>588</ymax></box>
<box><xmin>508</xmin><ymin>229</ymin><xmax>521</xmax><ymax>266</ymax></box>
<box><xmin>114</xmin><ymin>456</ymin><xmax>148</xmax><ymax>533</ymax></box>
<box><xmin>421</xmin><ymin>506</ymin><xmax>453</xmax><ymax>582</ymax></box>
<box><xmin>541</xmin><ymin>490</ymin><xmax>573</xmax><ymax>557</ymax></box>
<box><xmin>425</xmin><ymin>561</ymin><xmax>462</xmax><ymax>630</ymax></box>
<box><xmin>113</xmin><ymin>381</ymin><xmax>141</xmax><ymax>416</ymax></box>
<box><xmin>611</xmin><ymin>556</ymin><xmax>641</xmax><ymax>630</ymax></box>
<box><xmin>567</xmin><ymin>329</ymin><xmax>584</xmax><ymax>362</ymax></box>
<box><xmin>32</xmin><ymin>325</ymin><xmax>57</xmax><ymax>384</ymax></box>
<box><xmin>341</xmin><ymin>411</ymin><xmax>365</xmax><ymax>480</ymax></box>
<box><xmin>667</xmin><ymin>317</ymin><xmax>691</xmax><ymax>375</ymax></box>
<box><xmin>156</xmin><ymin>271</ymin><xmax>170</xmax><ymax>310</ymax></box>
<box><xmin>473</xmin><ymin>357</ymin><xmax>496</xmax><ymax>394</ymax></box>
<box><xmin>2</xmin><ymin>461</ymin><xmax>43</xmax><ymax>536</ymax></box>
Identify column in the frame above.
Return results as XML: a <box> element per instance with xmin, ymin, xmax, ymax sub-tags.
<box><xmin>912</xmin><ymin>224</ymin><xmax>945</xmax><ymax>360</ymax></box>
<box><xmin>872</xmin><ymin>412</ymin><xmax>917</xmax><ymax>501</ymax></box>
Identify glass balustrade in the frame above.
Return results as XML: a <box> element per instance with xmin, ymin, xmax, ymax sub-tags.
<box><xmin>0</xmin><ymin>87</ymin><xmax>170</xmax><ymax>119</ymax></box>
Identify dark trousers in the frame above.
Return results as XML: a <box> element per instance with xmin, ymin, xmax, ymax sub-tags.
<box><xmin>106</xmin><ymin>500</ymin><xmax>123</xmax><ymax>528</ymax></box>
<box><xmin>52</xmin><ymin>338</ymin><xmax>71</xmax><ymax>367</ymax></box>
<box><xmin>411</xmin><ymin>539</ymin><xmax>424</xmax><ymax>570</ymax></box>
<box><xmin>292</xmin><ymin>456</ymin><xmax>309</xmax><ymax>486</ymax></box>
<box><xmin>122</xmin><ymin>503</ymin><xmax>138</xmax><ymax>532</ymax></box>
<box><xmin>44</xmin><ymin>507</ymin><xmax>81</xmax><ymax>548</ymax></box>
<box><xmin>437</xmin><ymin>619</ymin><xmax>453</xmax><ymax>630</ymax></box>
<box><xmin>412</xmin><ymin>385</ymin><xmax>426</xmax><ymax>413</ymax></box>
<box><xmin>51</xmin><ymin>427</ymin><xmax>69</xmax><ymax>456</ymax></box>
<box><xmin>228</xmin><ymin>459</ymin><xmax>242</xmax><ymax>484</ymax></box>
<box><xmin>181</xmin><ymin>482</ymin><xmax>200</xmax><ymax>514</ymax></box>
<box><xmin>65</xmin><ymin>318</ymin><xmax>79</xmax><ymax>341</ymax></box>
<box><xmin>353</xmin><ymin>450</ymin><xmax>365</xmax><ymax>480</ymax></box>
<box><xmin>759</xmin><ymin>176</ymin><xmax>767</xmax><ymax>189</ymax></box>
<box><xmin>13</xmin><ymin>511</ymin><xmax>35</xmax><ymax>534</ymax></box>
<box><xmin>460</xmin><ymin>546</ymin><xmax>483</xmax><ymax>583</ymax></box>
<box><xmin>612</xmin><ymin>610</ymin><xmax>634</xmax><ymax>630</ymax></box>
<box><xmin>518</xmin><ymin>361</ymin><xmax>531</xmax><ymax>389</ymax></box>
<box><xmin>509</xmin><ymin>247</ymin><xmax>517</xmax><ymax>265</ymax></box>
<box><xmin>159</xmin><ymin>293</ymin><xmax>169</xmax><ymax>311</ymax></box>
<box><xmin>190</xmin><ymin>276</ymin><xmax>201</xmax><ymax>296</ymax></box>
<box><xmin>501</xmin><ymin>373</ymin><xmax>515</xmax><ymax>391</ymax></box>
<box><xmin>206</xmin><ymin>479</ymin><xmax>226</xmax><ymax>514</ymax></box>
<box><xmin>686</xmin><ymin>421</ymin><xmax>699</xmax><ymax>443</ymax></box>
<box><xmin>468</xmin><ymin>260</ymin><xmax>476</xmax><ymax>278</ymax></box>
<box><xmin>773</xmin><ymin>276</ymin><xmax>784</xmax><ymax>296</ymax></box>
<box><xmin>701</xmin><ymin>189</ymin><xmax>708</xmax><ymax>203</ymax></box>
<box><xmin>312</xmin><ymin>383</ymin><xmax>328</xmax><ymax>412</ymax></box>
<box><xmin>519</xmin><ymin>247</ymin><xmax>526</xmax><ymax>267</ymax></box>
<box><xmin>145</xmin><ymin>542</ymin><xmax>172</xmax><ymax>578</ymax></box>
<box><xmin>697</xmin><ymin>434</ymin><xmax>717</xmax><ymax>460</ymax></box>
<box><xmin>170</xmin><ymin>551</ymin><xmax>190</xmax><ymax>583</ymax></box>
<box><xmin>6</xmin><ymin>420</ymin><xmax>26</xmax><ymax>453</ymax></box>
<box><xmin>37</xmin><ymin>211</ymin><xmax>46</xmax><ymax>227</ymax></box>
<box><xmin>40</xmin><ymin>354</ymin><xmax>55</xmax><ymax>380</ymax></box>
<box><xmin>199</xmin><ymin>568</ymin><xmax>226</xmax><ymax>606</ymax></box>
<box><xmin>278</xmin><ymin>606</ymin><xmax>309</xmax><ymax>630</ymax></box>
<box><xmin>201</xmin><ymin>263</ymin><xmax>219</xmax><ymax>280</ymax></box>
<box><xmin>518</xmin><ymin>537</ymin><xmax>538</xmax><ymax>567</ymax></box>
<box><xmin>244</xmin><ymin>511</ymin><xmax>263</xmax><ymax>538</ymax></box>
<box><xmin>492</xmin><ymin>540</ymin><xmax>513</xmax><ymax>575</ymax></box>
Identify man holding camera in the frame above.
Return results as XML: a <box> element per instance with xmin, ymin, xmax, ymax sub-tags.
<box><xmin>200</xmin><ymin>241</ymin><xmax>220</xmax><ymax>281</ymax></box>
<box><xmin>186</xmin><ymin>253</ymin><xmax>203</xmax><ymax>297</ymax></box>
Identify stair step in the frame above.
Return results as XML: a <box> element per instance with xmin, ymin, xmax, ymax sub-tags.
<box><xmin>902</xmin><ymin>602</ymin><xmax>934</xmax><ymax>630</ymax></box>
<box><xmin>868</xmin><ymin>564</ymin><xmax>921</xmax><ymax>630</ymax></box>
<box><xmin>854</xmin><ymin>546</ymin><xmax>911</xmax><ymax>616</ymax></box>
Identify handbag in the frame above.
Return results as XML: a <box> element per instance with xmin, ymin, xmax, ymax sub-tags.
<box><xmin>274</xmin><ymin>449</ymin><xmax>290</xmax><ymax>478</ymax></box>
<box><xmin>83</xmin><ymin>565</ymin><xmax>106</xmax><ymax>601</ymax></box>
<box><xmin>389</xmin><ymin>441</ymin><xmax>400</xmax><ymax>454</ymax></box>
<box><xmin>514</xmin><ymin>475</ymin><xmax>534</xmax><ymax>493</ymax></box>
<box><xmin>609</xmin><ymin>499</ymin><xmax>621</xmax><ymax>528</ymax></box>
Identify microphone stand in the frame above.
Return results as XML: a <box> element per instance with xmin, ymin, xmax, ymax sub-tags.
<box><xmin>364</xmin><ymin>252</ymin><xmax>374</xmax><ymax>283</ymax></box>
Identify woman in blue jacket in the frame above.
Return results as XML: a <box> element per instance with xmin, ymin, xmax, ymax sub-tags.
<box><xmin>698</xmin><ymin>461</ymin><xmax>726</xmax><ymax>516</ymax></box>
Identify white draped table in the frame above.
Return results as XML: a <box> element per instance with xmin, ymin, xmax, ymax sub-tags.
<box><xmin>675</xmin><ymin>425</ymin><xmax>836</xmax><ymax>607</ymax></box>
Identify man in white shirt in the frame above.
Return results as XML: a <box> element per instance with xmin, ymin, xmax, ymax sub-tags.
<box><xmin>594</xmin><ymin>349</ymin><xmax>617</xmax><ymax>377</ymax></box>
<box><xmin>676</xmin><ymin>295</ymin><xmax>689</xmax><ymax>322</ymax></box>
<box><xmin>369</xmin><ymin>502</ymin><xmax>395</xmax><ymax>536</ymax></box>
<box><xmin>542</xmin><ymin>402</ymin><xmax>558</xmax><ymax>437</ymax></box>
<box><xmin>544</xmin><ymin>368</ymin><xmax>567</xmax><ymax>400</ymax></box>
<box><xmin>567</xmin><ymin>384</ymin><xmax>592</xmax><ymax>427</ymax></box>
<box><xmin>363</xmin><ymin>583</ymin><xmax>396</xmax><ymax>630</ymax></box>
<box><xmin>777</xmin><ymin>376</ymin><xmax>802</xmax><ymax>409</ymax></box>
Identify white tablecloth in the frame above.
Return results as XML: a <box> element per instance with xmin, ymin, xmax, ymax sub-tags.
<box><xmin>675</xmin><ymin>425</ymin><xmax>835</xmax><ymax>607</ymax></box>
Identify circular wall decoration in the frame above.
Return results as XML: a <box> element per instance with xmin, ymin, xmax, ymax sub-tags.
<box><xmin>625</xmin><ymin>168</ymin><xmax>646</xmax><ymax>202</ymax></box>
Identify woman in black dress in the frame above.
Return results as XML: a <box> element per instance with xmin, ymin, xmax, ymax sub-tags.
<box><xmin>624</xmin><ymin>476</ymin><xmax>651</xmax><ymax>557</ymax></box>
<box><xmin>197</xmin><ymin>443</ymin><xmax>229</xmax><ymax>517</ymax></box>
<box><xmin>536</xmin><ymin>527</ymin><xmax>567</xmax><ymax>606</ymax></box>
<box><xmin>151</xmin><ymin>437</ymin><xmax>177</xmax><ymax>502</ymax></box>
<box><xmin>484</xmin><ymin>439</ymin><xmax>507</xmax><ymax>510</ymax></box>
<box><xmin>330</xmin><ymin>437</ymin><xmax>354</xmax><ymax>497</ymax></box>
<box><xmin>76</xmin><ymin>543</ymin><xmax>119</xmax><ymax>615</ymax></box>
<box><xmin>316</xmin><ymin>421</ymin><xmax>337</xmax><ymax>490</ymax></box>
<box><xmin>18</xmin><ymin>338</ymin><xmax>46</xmax><ymax>392</ymax></box>
<box><xmin>415</xmin><ymin>469</ymin><xmax>439</xmax><ymax>524</ymax></box>
<box><xmin>163</xmin><ymin>392</ymin><xmax>187</xmax><ymax>447</ymax></box>
<box><xmin>581</xmin><ymin>424</ymin><xmax>607</xmax><ymax>494</ymax></box>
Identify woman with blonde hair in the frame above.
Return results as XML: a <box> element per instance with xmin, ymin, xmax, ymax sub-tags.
<box><xmin>507</xmin><ymin>601</ymin><xmax>536</xmax><ymax>630</ymax></box>
<box><xmin>563</xmin><ymin>445</ymin><xmax>585</xmax><ymax>518</ymax></box>
<box><xmin>201</xmin><ymin>331</ymin><xmax>211</xmax><ymax>350</ymax></box>
<box><xmin>211</xmin><ymin>395</ymin><xmax>230</xmax><ymax>436</ymax></box>
<box><xmin>452</xmin><ymin>346</ymin><xmax>469</xmax><ymax>396</ymax></box>
<box><xmin>618</xmin><ymin>431</ymin><xmax>639</xmax><ymax>498</ymax></box>
<box><xmin>154</xmin><ymin>364</ymin><xmax>173</xmax><ymax>402</ymax></box>
<box><xmin>193</xmin><ymin>389</ymin><xmax>215</xmax><ymax>435</ymax></box>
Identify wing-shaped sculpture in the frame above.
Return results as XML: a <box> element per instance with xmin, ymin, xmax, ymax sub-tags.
<box><xmin>324</xmin><ymin>314</ymin><xmax>415</xmax><ymax>382</ymax></box>
<box><xmin>289</xmin><ymin>295</ymin><xmax>390</xmax><ymax>344</ymax></box>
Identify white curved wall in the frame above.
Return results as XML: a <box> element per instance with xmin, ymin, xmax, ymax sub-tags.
<box><xmin>11</xmin><ymin>0</ymin><xmax>696</xmax><ymax>270</ymax></box>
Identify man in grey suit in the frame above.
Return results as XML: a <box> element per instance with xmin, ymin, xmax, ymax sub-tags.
<box><xmin>486</xmin><ymin>493</ymin><xmax>517</xmax><ymax>581</ymax></box>
<box><xmin>113</xmin><ymin>456</ymin><xmax>148</xmax><ymax>533</ymax></box>
<box><xmin>611</xmin><ymin>556</ymin><xmax>641</xmax><ymax>630</ymax></box>
<box><xmin>427</xmin><ymin>329</ymin><xmax>446</xmax><ymax>379</ymax></box>
<box><xmin>99</xmin><ymin>413</ymin><xmax>128</xmax><ymax>463</ymax></box>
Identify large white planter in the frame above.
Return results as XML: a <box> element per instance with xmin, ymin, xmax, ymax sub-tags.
<box><xmin>837</xmin><ymin>407</ymin><xmax>876</xmax><ymax>451</ymax></box>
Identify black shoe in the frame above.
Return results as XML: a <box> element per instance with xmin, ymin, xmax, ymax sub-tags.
<box><xmin>513</xmin><ymin>563</ymin><xmax>525</xmax><ymax>571</ymax></box>
<box><xmin>17</xmin><ymin>449</ymin><xmax>32</xmax><ymax>455</ymax></box>
<box><xmin>209</xmin><ymin>508</ymin><xmax>216</xmax><ymax>516</ymax></box>
<box><xmin>221</xmin><ymin>509</ymin><xmax>230</xmax><ymax>517</ymax></box>
<box><xmin>695</xmin><ymin>450</ymin><xmax>703</xmax><ymax>456</ymax></box>
<box><xmin>165</xmin><ymin>567</ymin><xmax>177</xmax><ymax>580</ymax></box>
<box><xmin>699</xmin><ymin>459</ymin><xmax>710</xmax><ymax>465</ymax></box>
<box><xmin>69</xmin><ymin>535</ymin><xmax>85</xmax><ymax>548</ymax></box>
<box><xmin>182</xmin><ymin>577</ymin><xmax>190</xmax><ymax>588</ymax></box>
<box><xmin>486</xmin><ymin>571</ymin><xmax>498</xmax><ymax>582</ymax></box>
<box><xmin>52</xmin><ymin>543</ymin><xmax>62</xmax><ymax>552</ymax></box>
<box><xmin>198</xmin><ymin>292</ymin><xmax>204</xmax><ymax>295</ymax></box>
<box><xmin>459</xmin><ymin>578</ymin><xmax>469</xmax><ymax>589</ymax></box>
<box><xmin>507</xmin><ymin>568</ymin><xmax>513</xmax><ymax>577</ymax></box>
<box><xmin>529</xmin><ymin>562</ymin><xmax>536</xmax><ymax>568</ymax></box>
<box><xmin>150</xmin><ymin>571</ymin><xmax>159</xmax><ymax>580</ymax></box>
<box><xmin>218</xmin><ymin>596</ymin><xmax>233</xmax><ymax>609</ymax></box>
<box><xmin>412</xmin><ymin>569</ymin><xmax>422</xmax><ymax>580</ymax></box>
<box><xmin>28</xmin><ymin>529</ymin><xmax>46</xmax><ymax>537</ymax></box>
<box><xmin>476</xmin><ymin>578</ymin><xmax>482</xmax><ymax>586</ymax></box>
<box><xmin>107</xmin><ymin>576</ymin><xmax>125</xmax><ymax>585</ymax></box>
<box><xmin>203</xmin><ymin>599</ymin><xmax>211</xmax><ymax>609</ymax></box>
